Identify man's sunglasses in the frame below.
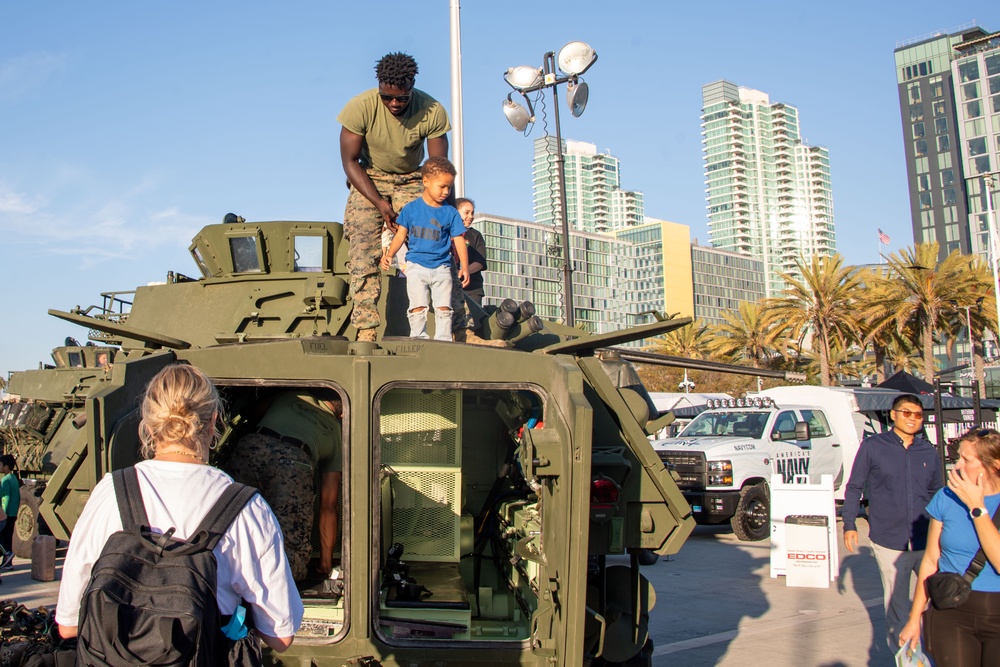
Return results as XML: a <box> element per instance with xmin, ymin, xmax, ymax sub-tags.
<box><xmin>379</xmin><ymin>93</ymin><xmax>411</xmax><ymax>103</ymax></box>
<box><xmin>893</xmin><ymin>408</ymin><xmax>924</xmax><ymax>419</ymax></box>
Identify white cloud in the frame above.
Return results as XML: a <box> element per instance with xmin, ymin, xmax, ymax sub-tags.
<box><xmin>0</xmin><ymin>187</ymin><xmax>37</xmax><ymax>214</ymax></box>
<box><xmin>0</xmin><ymin>52</ymin><xmax>69</xmax><ymax>103</ymax></box>
<box><xmin>0</xmin><ymin>175</ymin><xmax>210</xmax><ymax>265</ymax></box>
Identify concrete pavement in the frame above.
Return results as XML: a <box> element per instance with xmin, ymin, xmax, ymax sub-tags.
<box><xmin>643</xmin><ymin>520</ymin><xmax>896</xmax><ymax>667</ymax></box>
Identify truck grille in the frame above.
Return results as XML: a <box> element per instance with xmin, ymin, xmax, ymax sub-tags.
<box><xmin>658</xmin><ymin>451</ymin><xmax>707</xmax><ymax>490</ymax></box>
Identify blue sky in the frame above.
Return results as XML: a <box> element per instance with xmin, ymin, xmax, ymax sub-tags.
<box><xmin>1</xmin><ymin>1</ymin><xmax>997</xmax><ymax>378</ymax></box>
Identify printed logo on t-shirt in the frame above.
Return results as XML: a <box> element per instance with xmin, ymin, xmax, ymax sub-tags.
<box><xmin>411</xmin><ymin>221</ymin><xmax>442</xmax><ymax>242</ymax></box>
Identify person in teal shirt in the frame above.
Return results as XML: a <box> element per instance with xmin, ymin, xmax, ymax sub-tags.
<box><xmin>0</xmin><ymin>454</ymin><xmax>20</xmax><ymax>569</ymax></box>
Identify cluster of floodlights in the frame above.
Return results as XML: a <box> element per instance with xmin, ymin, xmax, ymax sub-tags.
<box><xmin>705</xmin><ymin>397</ymin><xmax>775</xmax><ymax>409</ymax></box>
<box><xmin>501</xmin><ymin>41</ymin><xmax>598</xmax><ymax>132</ymax></box>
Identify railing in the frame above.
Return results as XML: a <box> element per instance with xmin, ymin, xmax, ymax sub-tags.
<box><xmin>895</xmin><ymin>20</ymin><xmax>979</xmax><ymax>49</ymax></box>
<box><xmin>72</xmin><ymin>291</ymin><xmax>135</xmax><ymax>344</ymax></box>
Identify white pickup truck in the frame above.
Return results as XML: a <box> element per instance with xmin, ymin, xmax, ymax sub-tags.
<box><xmin>651</xmin><ymin>387</ymin><xmax>868</xmax><ymax>541</ymax></box>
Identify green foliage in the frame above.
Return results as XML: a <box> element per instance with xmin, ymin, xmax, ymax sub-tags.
<box><xmin>658</xmin><ymin>245</ymin><xmax>998</xmax><ymax>390</ymax></box>
<box><xmin>704</xmin><ymin>302</ymin><xmax>782</xmax><ymax>369</ymax></box>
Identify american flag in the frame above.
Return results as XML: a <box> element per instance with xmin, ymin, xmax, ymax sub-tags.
<box><xmin>878</xmin><ymin>228</ymin><xmax>890</xmax><ymax>244</ymax></box>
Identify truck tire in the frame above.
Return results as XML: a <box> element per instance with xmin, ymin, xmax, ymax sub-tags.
<box><xmin>731</xmin><ymin>482</ymin><xmax>769</xmax><ymax>542</ymax></box>
<box><xmin>594</xmin><ymin>639</ymin><xmax>654</xmax><ymax>667</ymax></box>
<box><xmin>13</xmin><ymin>486</ymin><xmax>48</xmax><ymax>559</ymax></box>
<box><xmin>636</xmin><ymin>549</ymin><xmax>659</xmax><ymax>566</ymax></box>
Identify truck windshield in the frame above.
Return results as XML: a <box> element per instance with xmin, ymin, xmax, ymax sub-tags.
<box><xmin>679</xmin><ymin>411</ymin><xmax>769</xmax><ymax>439</ymax></box>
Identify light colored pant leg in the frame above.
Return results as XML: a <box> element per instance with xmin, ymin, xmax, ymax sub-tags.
<box><xmin>428</xmin><ymin>265</ymin><xmax>454</xmax><ymax>341</ymax></box>
<box><xmin>871</xmin><ymin>542</ymin><xmax>923</xmax><ymax>652</ymax></box>
<box><xmin>405</xmin><ymin>265</ymin><xmax>431</xmax><ymax>339</ymax></box>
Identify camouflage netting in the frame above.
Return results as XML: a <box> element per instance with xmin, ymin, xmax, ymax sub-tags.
<box><xmin>0</xmin><ymin>403</ymin><xmax>63</xmax><ymax>474</ymax></box>
<box><xmin>0</xmin><ymin>430</ymin><xmax>46</xmax><ymax>476</ymax></box>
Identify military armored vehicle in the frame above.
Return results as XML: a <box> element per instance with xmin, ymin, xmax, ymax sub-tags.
<box><xmin>1</xmin><ymin>217</ymin><xmax>695</xmax><ymax>665</ymax></box>
<box><xmin>0</xmin><ymin>338</ymin><xmax>120</xmax><ymax>558</ymax></box>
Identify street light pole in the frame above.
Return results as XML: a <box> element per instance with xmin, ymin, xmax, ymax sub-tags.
<box><xmin>966</xmin><ymin>304</ymin><xmax>975</xmax><ymax>377</ymax></box>
<box><xmin>501</xmin><ymin>42</ymin><xmax>597</xmax><ymax>329</ymax></box>
<box><xmin>544</xmin><ymin>52</ymin><xmax>575</xmax><ymax>328</ymax></box>
<box><xmin>983</xmin><ymin>172</ymin><xmax>1000</xmax><ymax>354</ymax></box>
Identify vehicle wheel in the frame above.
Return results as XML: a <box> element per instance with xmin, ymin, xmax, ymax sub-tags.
<box><xmin>594</xmin><ymin>639</ymin><xmax>654</xmax><ymax>667</ymax></box>
<box><xmin>636</xmin><ymin>549</ymin><xmax>659</xmax><ymax>566</ymax></box>
<box><xmin>730</xmin><ymin>482</ymin><xmax>769</xmax><ymax>542</ymax></box>
<box><xmin>13</xmin><ymin>485</ymin><xmax>48</xmax><ymax>559</ymax></box>
<box><xmin>623</xmin><ymin>639</ymin><xmax>653</xmax><ymax>667</ymax></box>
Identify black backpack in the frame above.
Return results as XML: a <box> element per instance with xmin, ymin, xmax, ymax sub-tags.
<box><xmin>75</xmin><ymin>467</ymin><xmax>258</xmax><ymax>667</ymax></box>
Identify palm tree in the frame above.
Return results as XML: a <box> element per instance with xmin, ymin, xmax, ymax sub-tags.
<box><xmin>884</xmin><ymin>244</ymin><xmax>987</xmax><ymax>382</ymax></box>
<box><xmin>765</xmin><ymin>254</ymin><xmax>862</xmax><ymax>386</ymax></box>
<box><xmin>884</xmin><ymin>339</ymin><xmax>922</xmax><ymax>376</ymax></box>
<box><xmin>705</xmin><ymin>301</ymin><xmax>782</xmax><ymax>368</ymax></box>
<box><xmin>647</xmin><ymin>318</ymin><xmax>709</xmax><ymax>359</ymax></box>
<box><xmin>855</xmin><ymin>267</ymin><xmax>912</xmax><ymax>384</ymax></box>
<box><xmin>945</xmin><ymin>256</ymin><xmax>998</xmax><ymax>394</ymax></box>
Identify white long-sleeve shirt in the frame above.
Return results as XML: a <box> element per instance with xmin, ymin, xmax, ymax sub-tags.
<box><xmin>56</xmin><ymin>459</ymin><xmax>304</xmax><ymax>638</ymax></box>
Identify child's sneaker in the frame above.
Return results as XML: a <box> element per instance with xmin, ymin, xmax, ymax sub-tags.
<box><xmin>0</xmin><ymin>552</ymin><xmax>14</xmax><ymax>570</ymax></box>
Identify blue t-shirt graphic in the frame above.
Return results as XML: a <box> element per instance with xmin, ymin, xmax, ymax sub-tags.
<box><xmin>397</xmin><ymin>198</ymin><xmax>464</xmax><ymax>269</ymax></box>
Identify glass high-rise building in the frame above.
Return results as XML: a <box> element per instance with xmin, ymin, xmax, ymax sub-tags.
<box><xmin>951</xmin><ymin>32</ymin><xmax>1000</xmax><ymax>257</ymax></box>
<box><xmin>701</xmin><ymin>81</ymin><xmax>836</xmax><ymax>297</ymax></box>
<box><xmin>893</xmin><ymin>23</ymin><xmax>993</xmax><ymax>259</ymax></box>
<box><xmin>613</xmin><ymin>218</ymin><xmax>695</xmax><ymax>322</ymax></box>
<box><xmin>475</xmin><ymin>213</ymin><xmax>644</xmax><ymax>333</ymax></box>
<box><xmin>691</xmin><ymin>243</ymin><xmax>766</xmax><ymax>326</ymax></box>
<box><xmin>532</xmin><ymin>136</ymin><xmax>645</xmax><ymax>234</ymax></box>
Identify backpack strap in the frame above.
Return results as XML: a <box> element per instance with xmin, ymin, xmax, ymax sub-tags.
<box><xmin>112</xmin><ymin>467</ymin><xmax>150</xmax><ymax>533</ymax></box>
<box><xmin>963</xmin><ymin>505</ymin><xmax>1000</xmax><ymax>582</ymax></box>
<box><xmin>193</xmin><ymin>482</ymin><xmax>259</xmax><ymax>552</ymax></box>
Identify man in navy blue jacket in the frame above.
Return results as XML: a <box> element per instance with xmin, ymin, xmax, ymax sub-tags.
<box><xmin>842</xmin><ymin>393</ymin><xmax>943</xmax><ymax>652</ymax></box>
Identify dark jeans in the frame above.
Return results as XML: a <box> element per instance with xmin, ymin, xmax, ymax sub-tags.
<box><xmin>0</xmin><ymin>518</ymin><xmax>13</xmax><ymax>555</ymax></box>
<box><xmin>925</xmin><ymin>590</ymin><xmax>1000</xmax><ymax>666</ymax></box>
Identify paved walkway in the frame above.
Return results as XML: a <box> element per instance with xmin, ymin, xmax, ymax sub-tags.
<box><xmin>643</xmin><ymin>521</ymin><xmax>897</xmax><ymax>667</ymax></box>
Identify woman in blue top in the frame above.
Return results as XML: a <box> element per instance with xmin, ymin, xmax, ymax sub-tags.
<box><xmin>900</xmin><ymin>428</ymin><xmax>1000</xmax><ymax>665</ymax></box>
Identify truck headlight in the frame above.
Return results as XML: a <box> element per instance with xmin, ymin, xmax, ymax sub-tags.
<box><xmin>708</xmin><ymin>460</ymin><xmax>733</xmax><ymax>486</ymax></box>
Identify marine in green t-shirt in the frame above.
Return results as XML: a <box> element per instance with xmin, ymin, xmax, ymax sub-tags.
<box><xmin>224</xmin><ymin>391</ymin><xmax>343</xmax><ymax>581</ymax></box>
<box><xmin>338</xmin><ymin>52</ymin><xmax>450</xmax><ymax>341</ymax></box>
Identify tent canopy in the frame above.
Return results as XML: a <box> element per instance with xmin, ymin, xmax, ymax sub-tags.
<box><xmin>876</xmin><ymin>371</ymin><xmax>935</xmax><ymax>395</ymax></box>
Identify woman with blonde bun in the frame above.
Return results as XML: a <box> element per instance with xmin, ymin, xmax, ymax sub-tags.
<box><xmin>56</xmin><ymin>364</ymin><xmax>303</xmax><ymax>652</ymax></box>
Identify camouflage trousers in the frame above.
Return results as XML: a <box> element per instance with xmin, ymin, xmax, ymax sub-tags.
<box><xmin>223</xmin><ymin>433</ymin><xmax>315</xmax><ymax>581</ymax></box>
<box><xmin>344</xmin><ymin>170</ymin><xmax>422</xmax><ymax>332</ymax></box>
<box><xmin>343</xmin><ymin>168</ymin><xmax>473</xmax><ymax>333</ymax></box>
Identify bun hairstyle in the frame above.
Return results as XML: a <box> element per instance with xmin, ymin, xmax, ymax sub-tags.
<box><xmin>138</xmin><ymin>364</ymin><xmax>222</xmax><ymax>459</ymax></box>
<box><xmin>960</xmin><ymin>428</ymin><xmax>1000</xmax><ymax>476</ymax></box>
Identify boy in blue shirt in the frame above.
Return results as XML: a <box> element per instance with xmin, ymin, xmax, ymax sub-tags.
<box><xmin>381</xmin><ymin>156</ymin><xmax>469</xmax><ymax>340</ymax></box>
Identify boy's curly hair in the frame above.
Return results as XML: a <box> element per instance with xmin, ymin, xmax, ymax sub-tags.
<box><xmin>422</xmin><ymin>156</ymin><xmax>456</xmax><ymax>179</ymax></box>
<box><xmin>375</xmin><ymin>52</ymin><xmax>418</xmax><ymax>89</ymax></box>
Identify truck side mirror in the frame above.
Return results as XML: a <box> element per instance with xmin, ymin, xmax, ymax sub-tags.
<box><xmin>795</xmin><ymin>421</ymin><xmax>811</xmax><ymax>441</ymax></box>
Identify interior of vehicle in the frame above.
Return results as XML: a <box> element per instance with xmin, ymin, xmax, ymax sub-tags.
<box><xmin>213</xmin><ymin>384</ymin><xmax>544</xmax><ymax>646</ymax></box>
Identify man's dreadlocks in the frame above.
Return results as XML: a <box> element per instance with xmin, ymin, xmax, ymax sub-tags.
<box><xmin>375</xmin><ymin>52</ymin><xmax>419</xmax><ymax>89</ymax></box>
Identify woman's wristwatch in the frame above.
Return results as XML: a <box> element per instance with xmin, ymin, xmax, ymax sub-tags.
<box><xmin>970</xmin><ymin>506</ymin><xmax>989</xmax><ymax>519</ymax></box>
